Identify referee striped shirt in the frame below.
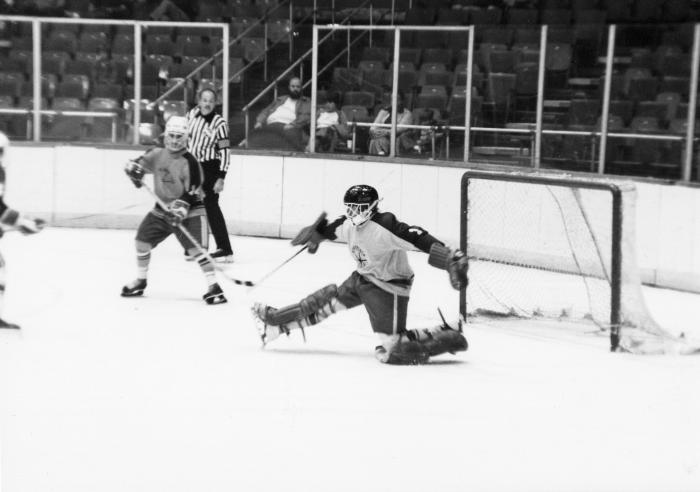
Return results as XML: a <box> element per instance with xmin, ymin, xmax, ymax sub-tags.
<box><xmin>186</xmin><ymin>107</ymin><xmax>231</xmax><ymax>179</ymax></box>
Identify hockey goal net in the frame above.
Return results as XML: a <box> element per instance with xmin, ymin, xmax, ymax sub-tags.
<box><xmin>459</xmin><ymin>169</ymin><xmax>692</xmax><ymax>354</ymax></box>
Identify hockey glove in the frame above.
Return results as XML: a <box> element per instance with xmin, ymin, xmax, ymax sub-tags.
<box><xmin>17</xmin><ymin>217</ymin><xmax>45</xmax><ymax>235</ymax></box>
<box><xmin>291</xmin><ymin>212</ymin><xmax>328</xmax><ymax>254</ymax></box>
<box><xmin>124</xmin><ymin>161</ymin><xmax>145</xmax><ymax>188</ymax></box>
<box><xmin>428</xmin><ymin>243</ymin><xmax>469</xmax><ymax>290</ymax></box>
<box><xmin>165</xmin><ymin>199</ymin><xmax>190</xmax><ymax>227</ymax></box>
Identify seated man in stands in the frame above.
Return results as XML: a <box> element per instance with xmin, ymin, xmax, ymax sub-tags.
<box><xmin>368</xmin><ymin>92</ymin><xmax>413</xmax><ymax>156</ymax></box>
<box><xmin>310</xmin><ymin>92</ymin><xmax>349</xmax><ymax>152</ymax></box>
<box><xmin>249</xmin><ymin>77</ymin><xmax>311</xmax><ymax>151</ymax></box>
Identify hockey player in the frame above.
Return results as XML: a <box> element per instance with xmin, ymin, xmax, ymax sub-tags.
<box><xmin>0</xmin><ymin>131</ymin><xmax>45</xmax><ymax>329</ymax></box>
<box><xmin>121</xmin><ymin>116</ymin><xmax>227</xmax><ymax>304</ymax></box>
<box><xmin>252</xmin><ymin>184</ymin><xmax>469</xmax><ymax>365</ymax></box>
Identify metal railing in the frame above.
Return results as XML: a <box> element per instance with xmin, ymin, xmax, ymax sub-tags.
<box><xmin>0</xmin><ymin>16</ymin><xmax>229</xmax><ymax>144</ymax></box>
<box><xmin>241</xmin><ymin>0</ymin><xmax>376</xmax><ymax>147</ymax></box>
<box><xmin>305</xmin><ymin>23</ymin><xmax>700</xmax><ymax>182</ymax></box>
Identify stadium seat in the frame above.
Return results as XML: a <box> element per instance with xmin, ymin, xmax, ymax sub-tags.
<box><xmin>56</xmin><ymin>74</ymin><xmax>90</xmax><ymax>101</ymax></box>
<box><xmin>0</xmin><ymin>72</ymin><xmax>24</xmax><ymax>98</ymax></box>
<box><xmin>78</xmin><ymin>31</ymin><xmax>108</xmax><ymax>53</ymax></box>
<box><xmin>342</xmin><ymin>91</ymin><xmax>375</xmax><ymax>110</ymax></box>
<box><xmin>567</xmin><ymin>99</ymin><xmax>600</xmax><ymax>127</ymax></box>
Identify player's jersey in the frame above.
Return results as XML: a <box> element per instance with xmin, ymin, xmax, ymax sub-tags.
<box><xmin>325</xmin><ymin>211</ymin><xmax>442</xmax><ymax>296</ymax></box>
<box><xmin>136</xmin><ymin>147</ymin><xmax>204</xmax><ymax>210</ymax></box>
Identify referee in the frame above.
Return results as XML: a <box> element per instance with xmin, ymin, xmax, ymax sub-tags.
<box><xmin>186</xmin><ymin>87</ymin><xmax>234</xmax><ymax>262</ymax></box>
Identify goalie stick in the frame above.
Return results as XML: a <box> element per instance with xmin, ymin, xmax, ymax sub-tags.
<box><xmin>140</xmin><ymin>183</ymin><xmax>306</xmax><ymax>289</ymax></box>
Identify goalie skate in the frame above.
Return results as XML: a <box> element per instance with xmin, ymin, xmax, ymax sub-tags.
<box><xmin>251</xmin><ymin>302</ymin><xmax>290</xmax><ymax>346</ymax></box>
<box><xmin>121</xmin><ymin>279</ymin><xmax>147</xmax><ymax>297</ymax></box>
<box><xmin>374</xmin><ymin>338</ymin><xmax>430</xmax><ymax>365</ymax></box>
<box><xmin>203</xmin><ymin>283</ymin><xmax>227</xmax><ymax>305</ymax></box>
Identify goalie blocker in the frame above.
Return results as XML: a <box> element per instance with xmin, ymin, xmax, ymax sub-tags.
<box><xmin>251</xmin><ymin>184</ymin><xmax>468</xmax><ymax>365</ymax></box>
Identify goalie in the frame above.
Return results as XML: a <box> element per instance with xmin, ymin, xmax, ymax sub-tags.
<box><xmin>252</xmin><ymin>184</ymin><xmax>468</xmax><ymax>365</ymax></box>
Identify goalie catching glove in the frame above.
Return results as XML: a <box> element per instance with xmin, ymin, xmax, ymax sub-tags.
<box><xmin>290</xmin><ymin>212</ymin><xmax>328</xmax><ymax>254</ymax></box>
<box><xmin>165</xmin><ymin>199</ymin><xmax>190</xmax><ymax>226</ymax></box>
<box><xmin>124</xmin><ymin>160</ymin><xmax>145</xmax><ymax>188</ymax></box>
<box><xmin>428</xmin><ymin>243</ymin><xmax>468</xmax><ymax>290</ymax></box>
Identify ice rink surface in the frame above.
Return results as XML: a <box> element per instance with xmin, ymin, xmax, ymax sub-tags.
<box><xmin>1</xmin><ymin>227</ymin><xmax>699</xmax><ymax>492</ymax></box>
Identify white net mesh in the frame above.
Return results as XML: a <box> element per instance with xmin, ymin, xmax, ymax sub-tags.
<box><xmin>464</xmin><ymin>175</ymin><xmax>695</xmax><ymax>354</ymax></box>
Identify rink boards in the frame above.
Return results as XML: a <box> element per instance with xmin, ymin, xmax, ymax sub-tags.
<box><xmin>4</xmin><ymin>144</ymin><xmax>700</xmax><ymax>292</ymax></box>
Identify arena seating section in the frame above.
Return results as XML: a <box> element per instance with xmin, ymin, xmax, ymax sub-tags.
<box><xmin>0</xmin><ymin>0</ymin><xmax>698</xmax><ymax>180</ymax></box>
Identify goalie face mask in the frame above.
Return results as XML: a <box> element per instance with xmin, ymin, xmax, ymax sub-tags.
<box><xmin>345</xmin><ymin>200</ymin><xmax>379</xmax><ymax>226</ymax></box>
<box><xmin>344</xmin><ymin>184</ymin><xmax>379</xmax><ymax>226</ymax></box>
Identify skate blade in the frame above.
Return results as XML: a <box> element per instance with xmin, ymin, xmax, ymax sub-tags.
<box><xmin>121</xmin><ymin>289</ymin><xmax>145</xmax><ymax>297</ymax></box>
<box><xmin>205</xmin><ymin>294</ymin><xmax>228</xmax><ymax>305</ymax></box>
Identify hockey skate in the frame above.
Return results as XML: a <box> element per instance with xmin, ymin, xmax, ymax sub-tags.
<box><xmin>0</xmin><ymin>318</ymin><xmax>20</xmax><ymax>329</ymax></box>
<box><xmin>374</xmin><ymin>337</ymin><xmax>430</xmax><ymax>365</ymax></box>
<box><xmin>210</xmin><ymin>249</ymin><xmax>234</xmax><ymax>263</ymax></box>
<box><xmin>121</xmin><ymin>279</ymin><xmax>147</xmax><ymax>297</ymax></box>
<box><xmin>203</xmin><ymin>283</ymin><xmax>227</xmax><ymax>304</ymax></box>
<box><xmin>251</xmin><ymin>302</ymin><xmax>290</xmax><ymax>346</ymax></box>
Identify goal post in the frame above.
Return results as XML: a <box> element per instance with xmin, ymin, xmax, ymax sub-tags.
<box><xmin>458</xmin><ymin>169</ymin><xmax>691</xmax><ymax>354</ymax></box>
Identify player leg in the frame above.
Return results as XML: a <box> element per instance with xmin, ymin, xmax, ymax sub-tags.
<box><xmin>175</xmin><ymin>207</ymin><xmax>226</xmax><ymax>305</ymax></box>
<box><xmin>122</xmin><ymin>212</ymin><xmax>170</xmax><ymax>297</ymax></box>
<box><xmin>202</xmin><ymin>167</ymin><xmax>233</xmax><ymax>262</ymax></box>
<box><xmin>251</xmin><ymin>273</ymin><xmax>364</xmax><ymax>345</ymax></box>
<box><xmin>354</xmin><ymin>278</ymin><xmax>429</xmax><ymax>365</ymax></box>
<box><xmin>0</xmin><ymin>252</ymin><xmax>19</xmax><ymax>329</ymax></box>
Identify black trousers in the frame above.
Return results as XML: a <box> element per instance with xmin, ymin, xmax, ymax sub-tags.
<box><xmin>202</xmin><ymin>160</ymin><xmax>233</xmax><ymax>254</ymax></box>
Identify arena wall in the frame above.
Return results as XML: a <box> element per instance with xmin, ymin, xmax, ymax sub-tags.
<box><xmin>5</xmin><ymin>144</ymin><xmax>700</xmax><ymax>293</ymax></box>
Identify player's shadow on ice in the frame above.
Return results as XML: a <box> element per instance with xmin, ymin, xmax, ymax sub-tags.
<box><xmin>266</xmin><ymin>348</ymin><xmax>467</xmax><ymax>365</ymax></box>
<box><xmin>267</xmin><ymin>347</ymin><xmax>369</xmax><ymax>358</ymax></box>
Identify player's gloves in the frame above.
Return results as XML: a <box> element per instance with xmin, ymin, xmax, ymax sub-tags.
<box><xmin>17</xmin><ymin>216</ymin><xmax>46</xmax><ymax>235</ymax></box>
<box><xmin>124</xmin><ymin>160</ymin><xmax>145</xmax><ymax>188</ymax></box>
<box><xmin>0</xmin><ymin>208</ymin><xmax>46</xmax><ymax>235</ymax></box>
<box><xmin>291</xmin><ymin>212</ymin><xmax>328</xmax><ymax>254</ymax></box>
<box><xmin>428</xmin><ymin>243</ymin><xmax>468</xmax><ymax>290</ymax></box>
<box><xmin>165</xmin><ymin>199</ymin><xmax>190</xmax><ymax>227</ymax></box>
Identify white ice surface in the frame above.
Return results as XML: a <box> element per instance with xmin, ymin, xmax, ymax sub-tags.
<box><xmin>1</xmin><ymin>228</ymin><xmax>699</xmax><ymax>492</ymax></box>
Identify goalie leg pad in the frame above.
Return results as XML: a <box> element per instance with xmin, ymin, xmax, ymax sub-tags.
<box><xmin>261</xmin><ymin>284</ymin><xmax>342</xmax><ymax>327</ymax></box>
<box><xmin>408</xmin><ymin>325</ymin><xmax>468</xmax><ymax>357</ymax></box>
<box><xmin>252</xmin><ymin>285</ymin><xmax>345</xmax><ymax>345</ymax></box>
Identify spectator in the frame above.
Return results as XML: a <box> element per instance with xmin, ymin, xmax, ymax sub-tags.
<box><xmin>249</xmin><ymin>77</ymin><xmax>311</xmax><ymax>151</ymax></box>
<box><xmin>310</xmin><ymin>93</ymin><xmax>349</xmax><ymax>152</ymax></box>
<box><xmin>411</xmin><ymin>108</ymin><xmax>445</xmax><ymax>156</ymax></box>
<box><xmin>368</xmin><ymin>93</ymin><xmax>413</xmax><ymax>156</ymax></box>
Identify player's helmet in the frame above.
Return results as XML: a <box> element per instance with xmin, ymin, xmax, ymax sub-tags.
<box><xmin>163</xmin><ymin>116</ymin><xmax>189</xmax><ymax>152</ymax></box>
<box><xmin>344</xmin><ymin>184</ymin><xmax>379</xmax><ymax>226</ymax></box>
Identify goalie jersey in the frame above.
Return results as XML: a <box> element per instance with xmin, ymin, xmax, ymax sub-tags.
<box><xmin>323</xmin><ymin>212</ymin><xmax>443</xmax><ymax>296</ymax></box>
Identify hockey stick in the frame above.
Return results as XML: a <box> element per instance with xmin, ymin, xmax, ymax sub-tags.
<box><xmin>140</xmin><ymin>182</ymin><xmax>257</xmax><ymax>287</ymax></box>
<box><xmin>140</xmin><ymin>182</ymin><xmax>308</xmax><ymax>289</ymax></box>
<box><xmin>246</xmin><ymin>244</ymin><xmax>308</xmax><ymax>293</ymax></box>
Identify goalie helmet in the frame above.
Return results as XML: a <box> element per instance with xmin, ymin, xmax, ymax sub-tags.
<box><xmin>163</xmin><ymin>116</ymin><xmax>189</xmax><ymax>152</ymax></box>
<box><xmin>344</xmin><ymin>184</ymin><xmax>379</xmax><ymax>226</ymax></box>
